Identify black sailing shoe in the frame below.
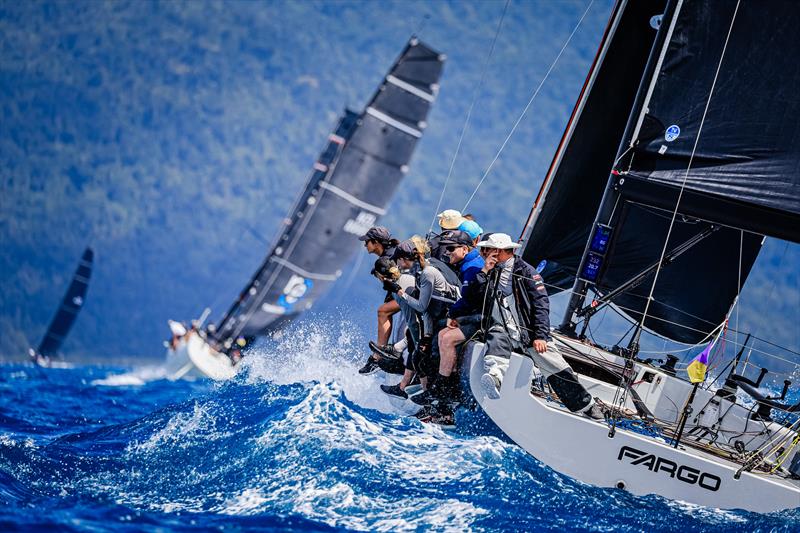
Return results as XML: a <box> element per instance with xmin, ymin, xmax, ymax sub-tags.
<box><xmin>358</xmin><ymin>356</ymin><xmax>381</xmax><ymax>375</ymax></box>
<box><xmin>410</xmin><ymin>388</ymin><xmax>434</xmax><ymax>406</ymax></box>
<box><xmin>415</xmin><ymin>403</ymin><xmax>455</xmax><ymax>428</ymax></box>
<box><xmin>380</xmin><ymin>383</ymin><xmax>408</xmax><ymax>399</ymax></box>
<box><xmin>368</xmin><ymin>341</ymin><xmax>403</xmax><ymax>360</ymax></box>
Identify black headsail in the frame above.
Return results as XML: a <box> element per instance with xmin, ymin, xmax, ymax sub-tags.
<box><xmin>520</xmin><ymin>0</ymin><xmax>668</xmax><ymax>291</ymax></box>
<box><xmin>35</xmin><ymin>247</ymin><xmax>93</xmax><ymax>358</ymax></box>
<box><xmin>213</xmin><ymin>38</ymin><xmax>444</xmax><ymax>348</ymax></box>
<box><xmin>560</xmin><ymin>0</ymin><xmax>800</xmax><ymax>345</ymax></box>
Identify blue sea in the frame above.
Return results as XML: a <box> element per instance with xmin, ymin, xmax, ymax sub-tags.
<box><xmin>1</xmin><ymin>323</ymin><xmax>798</xmax><ymax>532</ymax></box>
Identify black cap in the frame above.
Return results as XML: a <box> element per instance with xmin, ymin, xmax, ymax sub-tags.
<box><xmin>358</xmin><ymin>226</ymin><xmax>392</xmax><ymax>242</ymax></box>
<box><xmin>439</xmin><ymin>230</ymin><xmax>473</xmax><ymax>247</ymax></box>
<box><xmin>371</xmin><ymin>257</ymin><xmax>400</xmax><ymax>279</ymax></box>
<box><xmin>392</xmin><ymin>239</ymin><xmax>417</xmax><ymax>260</ymax></box>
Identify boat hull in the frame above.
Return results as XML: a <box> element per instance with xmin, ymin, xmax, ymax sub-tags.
<box><xmin>464</xmin><ymin>342</ymin><xmax>800</xmax><ymax>513</ymax></box>
<box><xmin>166</xmin><ymin>333</ymin><xmax>238</xmax><ymax>381</ymax></box>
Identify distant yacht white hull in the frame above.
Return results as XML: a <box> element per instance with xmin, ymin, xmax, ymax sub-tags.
<box><xmin>463</xmin><ymin>338</ymin><xmax>800</xmax><ymax>513</ymax></box>
<box><xmin>165</xmin><ymin>332</ymin><xmax>238</xmax><ymax>381</ymax></box>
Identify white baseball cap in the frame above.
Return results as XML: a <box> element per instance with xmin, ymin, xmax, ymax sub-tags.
<box><xmin>168</xmin><ymin>320</ymin><xmax>187</xmax><ymax>336</ymax></box>
<box><xmin>476</xmin><ymin>233</ymin><xmax>521</xmax><ymax>250</ymax></box>
<box><xmin>437</xmin><ymin>209</ymin><xmax>465</xmax><ymax>230</ymax></box>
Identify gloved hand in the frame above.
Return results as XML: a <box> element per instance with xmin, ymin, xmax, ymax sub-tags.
<box><xmin>382</xmin><ymin>280</ymin><xmax>402</xmax><ymax>294</ymax></box>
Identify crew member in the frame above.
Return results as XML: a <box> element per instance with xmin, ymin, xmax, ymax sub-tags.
<box><xmin>474</xmin><ymin>233</ymin><xmax>603</xmax><ymax>419</ymax></box>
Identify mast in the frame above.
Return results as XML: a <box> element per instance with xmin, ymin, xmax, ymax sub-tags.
<box><xmin>559</xmin><ymin>0</ymin><xmax>683</xmax><ymax>335</ymax></box>
<box><xmin>519</xmin><ymin>0</ymin><xmax>669</xmax><ymax>295</ymax></box>
<box><xmin>211</xmin><ymin>38</ymin><xmax>445</xmax><ymax>348</ymax></box>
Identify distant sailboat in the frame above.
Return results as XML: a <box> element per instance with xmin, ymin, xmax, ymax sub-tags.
<box><xmin>167</xmin><ymin>37</ymin><xmax>445</xmax><ymax>380</ymax></box>
<box><xmin>465</xmin><ymin>0</ymin><xmax>800</xmax><ymax>512</ymax></box>
<box><xmin>30</xmin><ymin>247</ymin><xmax>93</xmax><ymax>367</ymax></box>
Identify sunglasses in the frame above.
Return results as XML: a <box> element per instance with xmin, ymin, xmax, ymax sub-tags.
<box><xmin>444</xmin><ymin>244</ymin><xmax>463</xmax><ymax>252</ymax></box>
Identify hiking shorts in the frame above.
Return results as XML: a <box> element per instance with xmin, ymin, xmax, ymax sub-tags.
<box><xmin>456</xmin><ymin>314</ymin><xmax>483</xmax><ymax>342</ymax></box>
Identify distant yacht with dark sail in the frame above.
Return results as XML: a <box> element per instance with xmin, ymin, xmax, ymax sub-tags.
<box><xmin>167</xmin><ymin>37</ymin><xmax>444</xmax><ymax>380</ymax></box>
<box><xmin>29</xmin><ymin>247</ymin><xmax>93</xmax><ymax>367</ymax></box>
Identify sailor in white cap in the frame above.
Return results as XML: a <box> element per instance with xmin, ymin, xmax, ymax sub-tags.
<box><xmin>470</xmin><ymin>233</ymin><xmax>603</xmax><ymax>419</ymax></box>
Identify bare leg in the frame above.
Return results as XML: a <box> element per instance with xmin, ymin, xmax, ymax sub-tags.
<box><xmin>377</xmin><ymin>300</ymin><xmax>400</xmax><ymax>347</ymax></box>
<box><xmin>398</xmin><ymin>369</ymin><xmax>414</xmax><ymax>390</ymax></box>
<box><xmin>438</xmin><ymin>326</ymin><xmax>466</xmax><ymax>377</ymax></box>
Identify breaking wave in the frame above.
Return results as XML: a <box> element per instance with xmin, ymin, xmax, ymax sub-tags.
<box><xmin>1</xmin><ymin>320</ymin><xmax>798</xmax><ymax>531</ymax></box>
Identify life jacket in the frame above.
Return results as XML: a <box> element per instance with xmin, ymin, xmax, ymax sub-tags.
<box><xmin>421</xmin><ymin>256</ymin><xmax>462</xmax><ymax>325</ymax></box>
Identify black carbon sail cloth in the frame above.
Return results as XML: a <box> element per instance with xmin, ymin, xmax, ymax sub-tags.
<box><xmin>620</xmin><ymin>0</ymin><xmax>800</xmax><ymax>243</ymax></box>
<box><xmin>37</xmin><ymin>247</ymin><xmax>93</xmax><ymax>357</ymax></box>
<box><xmin>214</xmin><ymin>38</ymin><xmax>444</xmax><ymax>343</ymax></box>
<box><xmin>598</xmin><ymin>204</ymin><xmax>762</xmax><ymax>344</ymax></box>
<box><xmin>594</xmin><ymin>0</ymin><xmax>800</xmax><ymax>343</ymax></box>
<box><xmin>521</xmin><ymin>0</ymin><xmax>667</xmax><ymax>292</ymax></box>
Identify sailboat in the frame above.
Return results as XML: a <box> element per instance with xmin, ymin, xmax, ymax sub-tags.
<box><xmin>29</xmin><ymin>247</ymin><xmax>94</xmax><ymax>367</ymax></box>
<box><xmin>167</xmin><ymin>37</ymin><xmax>445</xmax><ymax>380</ymax></box>
<box><xmin>464</xmin><ymin>0</ymin><xmax>800</xmax><ymax>512</ymax></box>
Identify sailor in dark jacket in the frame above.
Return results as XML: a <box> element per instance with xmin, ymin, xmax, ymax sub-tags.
<box><xmin>475</xmin><ymin>233</ymin><xmax>602</xmax><ymax>418</ymax></box>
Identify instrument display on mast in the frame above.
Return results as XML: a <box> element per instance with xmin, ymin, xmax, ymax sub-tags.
<box><xmin>579</xmin><ymin>224</ymin><xmax>613</xmax><ymax>283</ymax></box>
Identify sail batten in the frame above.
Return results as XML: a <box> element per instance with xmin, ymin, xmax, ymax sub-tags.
<box><xmin>214</xmin><ymin>39</ymin><xmax>444</xmax><ymax>344</ymax></box>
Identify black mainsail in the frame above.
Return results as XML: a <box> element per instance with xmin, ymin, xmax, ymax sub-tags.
<box><xmin>34</xmin><ymin>247</ymin><xmax>93</xmax><ymax>359</ymax></box>
<box><xmin>558</xmin><ymin>0</ymin><xmax>800</xmax><ymax>344</ymax></box>
<box><xmin>212</xmin><ymin>38</ymin><xmax>444</xmax><ymax>349</ymax></box>
<box><xmin>521</xmin><ymin>0</ymin><xmax>668</xmax><ymax>292</ymax></box>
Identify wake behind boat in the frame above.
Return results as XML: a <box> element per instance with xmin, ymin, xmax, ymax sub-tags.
<box><xmin>166</xmin><ymin>37</ymin><xmax>444</xmax><ymax>380</ymax></box>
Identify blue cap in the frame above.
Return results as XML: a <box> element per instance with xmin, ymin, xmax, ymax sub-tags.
<box><xmin>458</xmin><ymin>220</ymin><xmax>483</xmax><ymax>240</ymax></box>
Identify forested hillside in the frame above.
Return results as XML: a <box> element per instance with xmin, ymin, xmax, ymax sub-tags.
<box><xmin>2</xmin><ymin>0</ymin><xmax>797</xmax><ymax>365</ymax></box>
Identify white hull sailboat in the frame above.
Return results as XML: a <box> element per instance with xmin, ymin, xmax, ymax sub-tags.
<box><xmin>461</xmin><ymin>0</ymin><xmax>800</xmax><ymax>513</ymax></box>
<box><xmin>164</xmin><ymin>38</ymin><xmax>444</xmax><ymax>380</ymax></box>
<box><xmin>463</xmin><ymin>336</ymin><xmax>800</xmax><ymax>513</ymax></box>
<box><xmin>165</xmin><ymin>332</ymin><xmax>238</xmax><ymax>381</ymax></box>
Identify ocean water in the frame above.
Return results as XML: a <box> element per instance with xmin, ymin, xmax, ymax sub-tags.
<box><xmin>1</xmin><ymin>324</ymin><xmax>798</xmax><ymax>532</ymax></box>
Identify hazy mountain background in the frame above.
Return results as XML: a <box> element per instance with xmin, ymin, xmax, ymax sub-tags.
<box><xmin>2</xmin><ymin>0</ymin><xmax>798</xmax><ymax>371</ymax></box>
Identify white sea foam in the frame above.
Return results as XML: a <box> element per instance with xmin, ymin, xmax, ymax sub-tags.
<box><xmin>91</xmin><ymin>365</ymin><xmax>175</xmax><ymax>386</ymax></box>
<box><xmin>241</xmin><ymin>317</ymin><xmax>422</xmax><ymax>415</ymax></box>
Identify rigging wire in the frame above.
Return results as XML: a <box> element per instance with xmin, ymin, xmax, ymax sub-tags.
<box><xmin>635</xmin><ymin>0</ymin><xmax>741</xmax><ymax>344</ymax></box>
<box><xmin>461</xmin><ymin>0</ymin><xmax>596</xmax><ymax>211</ymax></box>
<box><xmin>509</xmin><ymin>269</ymin><xmax>800</xmax><ymax>365</ymax></box>
<box><xmin>429</xmin><ymin>0</ymin><xmax>511</xmax><ymax>232</ymax></box>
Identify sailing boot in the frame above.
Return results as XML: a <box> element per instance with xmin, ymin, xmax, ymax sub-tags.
<box><xmin>410</xmin><ymin>374</ymin><xmax>441</xmax><ymax>406</ymax></box>
<box><xmin>358</xmin><ymin>354</ymin><xmax>381</xmax><ymax>375</ymax></box>
<box><xmin>368</xmin><ymin>341</ymin><xmax>405</xmax><ymax>375</ymax></box>
<box><xmin>369</xmin><ymin>341</ymin><xmax>403</xmax><ymax>361</ymax></box>
<box><xmin>416</xmin><ymin>401</ymin><xmax>455</xmax><ymax>427</ymax></box>
<box><xmin>380</xmin><ymin>383</ymin><xmax>408</xmax><ymax>399</ymax></box>
<box><xmin>546</xmin><ymin>368</ymin><xmax>593</xmax><ymax>412</ymax></box>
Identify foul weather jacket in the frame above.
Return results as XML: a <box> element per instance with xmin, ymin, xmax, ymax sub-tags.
<box><xmin>448</xmin><ymin>257</ymin><xmax>551</xmax><ymax>344</ymax></box>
